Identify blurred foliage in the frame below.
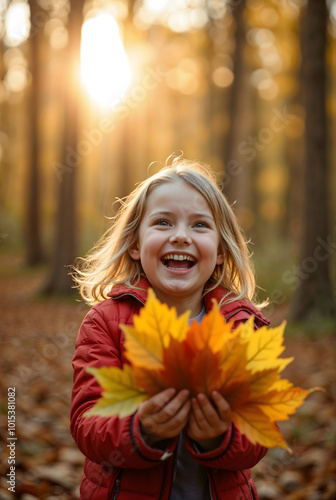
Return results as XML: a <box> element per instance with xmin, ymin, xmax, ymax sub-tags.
<box><xmin>0</xmin><ymin>0</ymin><xmax>335</xmax><ymax>306</ymax></box>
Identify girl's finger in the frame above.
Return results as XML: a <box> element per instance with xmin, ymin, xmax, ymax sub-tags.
<box><xmin>196</xmin><ymin>394</ymin><xmax>220</xmax><ymax>427</ymax></box>
<box><xmin>167</xmin><ymin>398</ymin><xmax>191</xmax><ymax>431</ymax></box>
<box><xmin>147</xmin><ymin>398</ymin><xmax>191</xmax><ymax>439</ymax></box>
<box><xmin>187</xmin><ymin>408</ymin><xmax>198</xmax><ymax>435</ymax></box>
<box><xmin>154</xmin><ymin>389</ymin><xmax>190</xmax><ymax>424</ymax></box>
<box><xmin>211</xmin><ymin>392</ymin><xmax>232</xmax><ymax>421</ymax></box>
<box><xmin>143</xmin><ymin>389</ymin><xmax>189</xmax><ymax>428</ymax></box>
<box><xmin>139</xmin><ymin>388</ymin><xmax>175</xmax><ymax>416</ymax></box>
<box><xmin>191</xmin><ymin>397</ymin><xmax>207</xmax><ymax>430</ymax></box>
<box><xmin>138</xmin><ymin>388</ymin><xmax>176</xmax><ymax>427</ymax></box>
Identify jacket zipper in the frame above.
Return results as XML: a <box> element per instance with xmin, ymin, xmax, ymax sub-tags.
<box><xmin>158</xmin><ymin>461</ymin><xmax>170</xmax><ymax>500</ymax></box>
<box><xmin>248</xmin><ymin>482</ymin><xmax>256</xmax><ymax>500</ymax></box>
<box><xmin>172</xmin><ymin>449</ymin><xmax>178</xmax><ymax>484</ymax></box>
<box><xmin>164</xmin><ymin>449</ymin><xmax>178</xmax><ymax>500</ymax></box>
<box><xmin>112</xmin><ymin>473</ymin><xmax>122</xmax><ymax>500</ymax></box>
<box><xmin>207</xmin><ymin>471</ymin><xmax>218</xmax><ymax>500</ymax></box>
<box><xmin>209</xmin><ymin>480</ymin><xmax>214</xmax><ymax>500</ymax></box>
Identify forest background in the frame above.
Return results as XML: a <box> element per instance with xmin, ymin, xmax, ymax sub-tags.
<box><xmin>0</xmin><ymin>0</ymin><xmax>335</xmax><ymax>499</ymax></box>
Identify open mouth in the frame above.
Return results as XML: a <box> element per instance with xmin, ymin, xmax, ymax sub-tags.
<box><xmin>161</xmin><ymin>254</ymin><xmax>196</xmax><ymax>270</ymax></box>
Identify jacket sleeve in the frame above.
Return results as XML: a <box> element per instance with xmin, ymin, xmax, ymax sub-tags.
<box><xmin>70</xmin><ymin>303</ymin><xmax>178</xmax><ymax>469</ymax></box>
<box><xmin>184</xmin><ymin>309</ymin><xmax>269</xmax><ymax>470</ymax></box>
<box><xmin>183</xmin><ymin>423</ymin><xmax>268</xmax><ymax>470</ymax></box>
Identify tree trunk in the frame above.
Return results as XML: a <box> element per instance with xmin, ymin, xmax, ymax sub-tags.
<box><xmin>25</xmin><ymin>0</ymin><xmax>45</xmax><ymax>265</ymax></box>
<box><xmin>223</xmin><ymin>0</ymin><xmax>250</xmax><ymax>210</ymax></box>
<box><xmin>290</xmin><ymin>0</ymin><xmax>335</xmax><ymax>320</ymax></box>
<box><xmin>43</xmin><ymin>0</ymin><xmax>84</xmax><ymax>294</ymax></box>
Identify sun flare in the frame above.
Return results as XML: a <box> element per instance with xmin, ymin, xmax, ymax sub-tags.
<box><xmin>4</xmin><ymin>1</ymin><xmax>30</xmax><ymax>47</ymax></box>
<box><xmin>80</xmin><ymin>11</ymin><xmax>132</xmax><ymax>110</ymax></box>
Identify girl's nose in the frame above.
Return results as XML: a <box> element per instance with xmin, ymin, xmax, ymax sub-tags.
<box><xmin>169</xmin><ymin>225</ymin><xmax>192</xmax><ymax>245</ymax></box>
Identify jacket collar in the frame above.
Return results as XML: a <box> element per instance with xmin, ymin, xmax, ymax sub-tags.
<box><xmin>107</xmin><ymin>278</ymin><xmax>150</xmax><ymax>305</ymax></box>
<box><xmin>107</xmin><ymin>278</ymin><xmax>269</xmax><ymax>326</ymax></box>
<box><xmin>203</xmin><ymin>290</ymin><xmax>269</xmax><ymax>326</ymax></box>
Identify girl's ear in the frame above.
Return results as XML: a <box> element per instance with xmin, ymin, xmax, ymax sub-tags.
<box><xmin>216</xmin><ymin>246</ymin><xmax>224</xmax><ymax>266</ymax></box>
<box><xmin>128</xmin><ymin>243</ymin><xmax>141</xmax><ymax>261</ymax></box>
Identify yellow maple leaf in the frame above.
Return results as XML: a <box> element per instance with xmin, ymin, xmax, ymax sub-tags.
<box><xmin>218</xmin><ymin>337</ymin><xmax>250</xmax><ymax>391</ymax></box>
<box><xmin>233</xmin><ymin>315</ymin><xmax>255</xmax><ymax>342</ymax></box>
<box><xmin>249</xmin><ymin>369</ymin><xmax>281</xmax><ymax>398</ymax></box>
<box><xmin>121</xmin><ymin>288</ymin><xmax>189</xmax><ymax>369</ymax></box>
<box><xmin>240</xmin><ymin>320</ymin><xmax>294</xmax><ymax>374</ymax></box>
<box><xmin>121</xmin><ymin>324</ymin><xmax>164</xmax><ymax>370</ymax></box>
<box><xmin>232</xmin><ymin>404</ymin><xmax>290</xmax><ymax>450</ymax></box>
<box><xmin>84</xmin><ymin>364</ymin><xmax>147</xmax><ymax>418</ymax></box>
<box><xmin>269</xmin><ymin>378</ymin><xmax>293</xmax><ymax>391</ymax></box>
<box><xmin>251</xmin><ymin>386</ymin><xmax>315</xmax><ymax>422</ymax></box>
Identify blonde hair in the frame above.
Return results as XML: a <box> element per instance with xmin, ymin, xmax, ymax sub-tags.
<box><xmin>73</xmin><ymin>156</ymin><xmax>264</xmax><ymax>308</ymax></box>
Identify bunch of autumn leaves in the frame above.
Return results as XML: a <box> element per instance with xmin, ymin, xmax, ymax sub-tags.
<box><xmin>85</xmin><ymin>290</ymin><xmax>316</xmax><ymax>450</ymax></box>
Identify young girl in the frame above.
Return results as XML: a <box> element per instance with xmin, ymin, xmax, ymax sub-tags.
<box><xmin>71</xmin><ymin>157</ymin><xmax>270</xmax><ymax>500</ymax></box>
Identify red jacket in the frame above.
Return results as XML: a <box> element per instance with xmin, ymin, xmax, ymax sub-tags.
<box><xmin>71</xmin><ymin>279</ymin><xmax>270</xmax><ymax>499</ymax></box>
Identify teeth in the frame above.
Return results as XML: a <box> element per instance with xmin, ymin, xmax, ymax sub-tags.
<box><xmin>163</xmin><ymin>254</ymin><xmax>194</xmax><ymax>262</ymax></box>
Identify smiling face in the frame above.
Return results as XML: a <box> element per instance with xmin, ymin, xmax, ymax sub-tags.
<box><xmin>128</xmin><ymin>179</ymin><xmax>224</xmax><ymax>317</ymax></box>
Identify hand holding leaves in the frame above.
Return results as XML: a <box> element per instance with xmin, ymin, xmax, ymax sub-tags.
<box><xmin>85</xmin><ymin>289</ymin><xmax>319</xmax><ymax>450</ymax></box>
<box><xmin>138</xmin><ymin>388</ymin><xmax>191</xmax><ymax>446</ymax></box>
<box><xmin>187</xmin><ymin>392</ymin><xmax>232</xmax><ymax>451</ymax></box>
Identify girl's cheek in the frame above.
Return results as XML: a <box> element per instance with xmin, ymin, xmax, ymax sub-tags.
<box><xmin>148</xmin><ymin>234</ymin><xmax>166</xmax><ymax>245</ymax></box>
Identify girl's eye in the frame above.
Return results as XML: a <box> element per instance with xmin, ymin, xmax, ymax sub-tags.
<box><xmin>154</xmin><ymin>219</ymin><xmax>170</xmax><ymax>226</ymax></box>
<box><xmin>194</xmin><ymin>222</ymin><xmax>208</xmax><ymax>228</ymax></box>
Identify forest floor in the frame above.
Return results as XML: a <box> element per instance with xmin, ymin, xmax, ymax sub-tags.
<box><xmin>0</xmin><ymin>252</ymin><xmax>335</xmax><ymax>500</ymax></box>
